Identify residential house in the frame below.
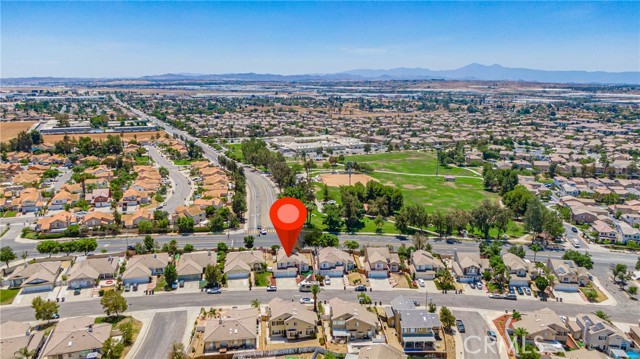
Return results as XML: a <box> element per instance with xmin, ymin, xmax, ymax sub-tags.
<box><xmin>389</xmin><ymin>296</ymin><xmax>442</xmax><ymax>353</ymax></box>
<box><xmin>173</xmin><ymin>205</ymin><xmax>207</xmax><ymax>225</ymax></box>
<box><xmin>122</xmin><ymin>253</ymin><xmax>169</xmax><ymax>284</ymax></box>
<box><xmin>267</xmin><ymin>298</ymin><xmax>317</xmax><ymax>340</ymax></box>
<box><xmin>410</xmin><ymin>250</ymin><xmax>444</xmax><ymax>280</ymax></box>
<box><xmin>80</xmin><ymin>211</ymin><xmax>115</xmax><ymax>228</ymax></box>
<box><xmin>316</xmin><ymin>247</ymin><xmax>355</xmax><ymax>277</ymax></box>
<box><xmin>12</xmin><ymin>188</ymin><xmax>42</xmax><ymax>213</ymax></box>
<box><xmin>7</xmin><ymin>261</ymin><xmax>62</xmax><ymax>293</ymax></box>
<box><xmin>274</xmin><ymin>249</ymin><xmax>310</xmax><ymax>278</ymax></box>
<box><xmin>451</xmin><ymin>250</ymin><xmax>488</xmax><ymax>283</ymax></box>
<box><xmin>575</xmin><ymin>313</ymin><xmax>632</xmax><ymax>352</ymax></box>
<box><xmin>592</xmin><ymin>220</ymin><xmax>618</xmax><ymax>241</ymax></box>
<box><xmin>177</xmin><ymin>250</ymin><xmax>216</xmax><ymax>282</ymax></box>
<box><xmin>48</xmin><ymin>190</ymin><xmax>78</xmax><ymax>210</ymax></box>
<box><xmin>617</xmin><ymin>222</ymin><xmax>640</xmax><ymax>244</ymax></box>
<box><xmin>512</xmin><ymin>308</ymin><xmax>570</xmax><ymax>344</ymax></box>
<box><xmin>546</xmin><ymin>258</ymin><xmax>590</xmax><ymax>292</ymax></box>
<box><xmin>224</xmin><ymin>251</ymin><xmax>265</xmax><ymax>279</ymax></box>
<box><xmin>0</xmin><ymin>321</ymin><xmax>45</xmax><ymax>359</ymax></box>
<box><xmin>85</xmin><ymin>188</ymin><xmax>110</xmax><ymax>208</ymax></box>
<box><xmin>328</xmin><ymin>298</ymin><xmax>379</xmax><ymax>340</ymax></box>
<box><xmin>37</xmin><ymin>211</ymin><xmax>78</xmax><ymax>233</ymax></box>
<box><xmin>357</xmin><ymin>345</ymin><xmax>407</xmax><ymax>359</ymax></box>
<box><xmin>40</xmin><ymin>317</ymin><xmax>111</xmax><ymax>359</ymax></box>
<box><xmin>121</xmin><ymin>187</ymin><xmax>150</xmax><ymax>207</ymax></box>
<box><xmin>203</xmin><ymin>308</ymin><xmax>259</xmax><ymax>353</ymax></box>
<box><xmin>364</xmin><ymin>247</ymin><xmax>400</xmax><ymax>278</ymax></box>
<box><xmin>67</xmin><ymin>257</ymin><xmax>118</xmax><ymax>289</ymax></box>
<box><xmin>121</xmin><ymin>208</ymin><xmax>152</xmax><ymax>228</ymax></box>
<box><xmin>502</xmin><ymin>253</ymin><xmax>530</xmax><ymax>287</ymax></box>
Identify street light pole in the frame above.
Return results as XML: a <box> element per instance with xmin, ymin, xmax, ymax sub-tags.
<box><xmin>435</xmin><ymin>145</ymin><xmax>442</xmax><ymax>181</ymax></box>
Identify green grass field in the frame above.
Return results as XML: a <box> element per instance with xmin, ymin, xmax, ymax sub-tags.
<box><xmin>346</xmin><ymin>150</ymin><xmax>480</xmax><ymax>177</ymax></box>
<box><xmin>226</xmin><ymin>143</ymin><xmax>245</xmax><ymax>162</ymax></box>
<box><xmin>0</xmin><ymin>289</ymin><xmax>19</xmax><ymax>305</ymax></box>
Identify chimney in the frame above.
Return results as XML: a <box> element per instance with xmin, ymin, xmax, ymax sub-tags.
<box><xmin>88</xmin><ymin>324</ymin><xmax>93</xmax><ymax>333</ymax></box>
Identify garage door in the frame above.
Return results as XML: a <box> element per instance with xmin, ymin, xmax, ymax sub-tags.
<box><xmin>123</xmin><ymin>277</ymin><xmax>150</xmax><ymax>285</ymax></box>
<box><xmin>226</xmin><ymin>272</ymin><xmax>249</xmax><ymax>279</ymax></box>
<box><xmin>22</xmin><ymin>284</ymin><xmax>53</xmax><ymax>293</ymax></box>
<box><xmin>70</xmin><ymin>280</ymin><xmax>93</xmax><ymax>289</ymax></box>
<box><xmin>554</xmin><ymin>284</ymin><xmax>578</xmax><ymax>292</ymax></box>
<box><xmin>368</xmin><ymin>271</ymin><xmax>388</xmax><ymax>279</ymax></box>
<box><xmin>178</xmin><ymin>274</ymin><xmax>201</xmax><ymax>282</ymax></box>
<box><xmin>320</xmin><ymin>270</ymin><xmax>344</xmax><ymax>278</ymax></box>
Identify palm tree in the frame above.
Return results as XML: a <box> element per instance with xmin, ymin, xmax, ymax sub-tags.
<box><xmin>512</xmin><ymin>327</ymin><xmax>528</xmax><ymax>350</ymax></box>
<box><xmin>412</xmin><ymin>233</ymin><xmax>426</xmax><ymax>251</ymax></box>
<box><xmin>530</xmin><ymin>244</ymin><xmax>542</xmax><ymax>263</ymax></box>
<box><xmin>13</xmin><ymin>347</ymin><xmax>36</xmax><ymax>359</ymax></box>
<box><xmin>310</xmin><ymin>284</ymin><xmax>321</xmax><ymax>312</ymax></box>
<box><xmin>511</xmin><ymin>311</ymin><xmax>522</xmax><ymax>321</ymax></box>
<box><xmin>251</xmin><ymin>299</ymin><xmax>261</xmax><ymax>308</ymax></box>
<box><xmin>594</xmin><ymin>310</ymin><xmax>611</xmax><ymax>323</ymax></box>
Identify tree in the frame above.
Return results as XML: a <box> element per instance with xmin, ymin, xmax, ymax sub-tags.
<box><xmin>208</xmin><ymin>214</ymin><xmax>225</xmax><ymax>232</ymax></box>
<box><xmin>479</xmin><ymin>241</ymin><xmax>502</xmax><ymax>258</ymax></box>
<box><xmin>628</xmin><ymin>286</ymin><xmax>638</xmax><ymax>296</ymax></box>
<box><xmin>243</xmin><ymin>235</ymin><xmax>255</xmax><ymax>249</ymax></box>
<box><xmin>612</xmin><ymin>264</ymin><xmax>629</xmax><ymax>286</ymax></box>
<box><xmin>594</xmin><ymin>310</ymin><xmax>610</xmax><ymax>323</ymax></box>
<box><xmin>543</xmin><ymin>210</ymin><xmax>564</xmax><ymax>241</ymax></box>
<box><xmin>439</xmin><ymin>306</ymin><xmax>456</xmax><ymax>333</ymax></box>
<box><xmin>76</xmin><ymin>238</ymin><xmax>98</xmax><ymax>255</ymax></box>
<box><xmin>584</xmin><ymin>289</ymin><xmax>598</xmax><ymax>302</ymax></box>
<box><xmin>524</xmin><ymin>198</ymin><xmax>545</xmax><ymax>237</ymax></box>
<box><xmin>471</xmin><ymin>200</ymin><xmax>500</xmax><ymax>239</ymax></box>
<box><xmin>343</xmin><ymin>240</ymin><xmax>359</xmax><ymax>252</ymax></box>
<box><xmin>374</xmin><ymin>215</ymin><xmax>384</xmax><ymax>233</ymax></box>
<box><xmin>164</xmin><ymin>263</ymin><xmax>178</xmax><ymax>288</ymax></box>
<box><xmin>31</xmin><ymin>296</ymin><xmax>59</xmax><ymax>322</ymax></box>
<box><xmin>0</xmin><ymin>246</ymin><xmax>16</xmax><ymax>267</ymax></box>
<box><xmin>144</xmin><ymin>235</ymin><xmax>155</xmax><ymax>253</ymax></box>
<box><xmin>101</xmin><ymin>337</ymin><xmax>124</xmax><ymax>359</ymax></box>
<box><xmin>183</xmin><ymin>243</ymin><xmax>194</xmax><ymax>253</ymax></box>
<box><xmin>168</xmin><ymin>342</ymin><xmax>188</xmax><ymax>359</ymax></box>
<box><xmin>58</xmin><ymin>241</ymin><xmax>78</xmax><ymax>256</ymax></box>
<box><xmin>101</xmin><ymin>290</ymin><xmax>128</xmax><ymax>317</ymax></box>
<box><xmin>232</xmin><ymin>192</ymin><xmax>247</xmax><ymax>219</ymax></box>
<box><xmin>36</xmin><ymin>240</ymin><xmax>59</xmax><ymax>257</ymax></box>
<box><xmin>503</xmin><ymin>185</ymin><xmax>535</xmax><ymax>217</ymax></box>
<box><xmin>513</xmin><ymin>327</ymin><xmax>528</xmax><ymax>343</ymax></box>
<box><xmin>534</xmin><ymin>275</ymin><xmax>549</xmax><ymax>294</ymax></box>
<box><xmin>119</xmin><ymin>320</ymin><xmax>135</xmax><ymax>346</ymax></box>
<box><xmin>428</xmin><ymin>302</ymin><xmax>437</xmax><ymax>313</ymax></box>
<box><xmin>311</xmin><ymin>284</ymin><xmax>321</xmax><ymax>312</ymax></box>
<box><xmin>217</xmin><ymin>242</ymin><xmax>228</xmax><ymax>253</ymax></box>
<box><xmin>412</xmin><ymin>233</ymin><xmax>427</xmax><ymax>251</ymax></box>
<box><xmin>251</xmin><ymin>299</ymin><xmax>261</xmax><ymax>308</ymax></box>
<box><xmin>508</xmin><ymin>245</ymin><xmax>526</xmax><ymax>259</ymax></box>
<box><xmin>323</xmin><ymin>204</ymin><xmax>343</xmax><ymax>232</ymax></box>
<box><xmin>562</xmin><ymin>250</ymin><xmax>593</xmax><ymax>269</ymax></box>
<box><xmin>204</xmin><ymin>264</ymin><xmax>222</xmax><ymax>287</ymax></box>
<box><xmin>176</xmin><ymin>217</ymin><xmax>195</xmax><ymax>233</ymax></box>
<box><xmin>159</xmin><ymin>166</ymin><xmax>169</xmax><ymax>178</ymax></box>
<box><xmin>13</xmin><ymin>346</ymin><xmax>36</xmax><ymax>359</ymax></box>
<box><xmin>530</xmin><ymin>244</ymin><xmax>543</xmax><ymax>263</ymax></box>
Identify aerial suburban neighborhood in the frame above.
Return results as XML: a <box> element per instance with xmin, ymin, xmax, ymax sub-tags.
<box><xmin>1</xmin><ymin>1</ymin><xmax>640</xmax><ymax>359</ymax></box>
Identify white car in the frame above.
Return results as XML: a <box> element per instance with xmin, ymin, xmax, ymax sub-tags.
<box><xmin>324</xmin><ymin>278</ymin><xmax>331</xmax><ymax>285</ymax></box>
<box><xmin>260</xmin><ymin>229</ymin><xmax>267</xmax><ymax>235</ymax></box>
<box><xmin>418</xmin><ymin>279</ymin><xmax>425</xmax><ymax>287</ymax></box>
<box><xmin>299</xmin><ymin>297</ymin><xmax>314</xmax><ymax>305</ymax></box>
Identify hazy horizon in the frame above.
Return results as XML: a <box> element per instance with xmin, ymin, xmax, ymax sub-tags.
<box><xmin>2</xmin><ymin>1</ymin><xmax>639</xmax><ymax>78</ymax></box>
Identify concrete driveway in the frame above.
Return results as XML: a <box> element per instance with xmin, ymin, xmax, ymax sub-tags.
<box><xmin>134</xmin><ymin>311</ymin><xmax>187</xmax><ymax>359</ymax></box>
<box><xmin>369</xmin><ymin>278</ymin><xmax>393</xmax><ymax>291</ymax></box>
<box><xmin>63</xmin><ymin>287</ymin><xmax>94</xmax><ymax>302</ymax></box>
<box><xmin>227</xmin><ymin>278</ymin><xmax>249</xmax><ymax>291</ymax></box>
<box><xmin>276</xmin><ymin>277</ymin><xmax>299</xmax><ymax>290</ymax></box>
<box><xmin>323</xmin><ymin>276</ymin><xmax>346</xmax><ymax>290</ymax></box>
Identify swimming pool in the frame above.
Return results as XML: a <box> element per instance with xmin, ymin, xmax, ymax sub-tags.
<box><xmin>625</xmin><ymin>351</ymin><xmax>640</xmax><ymax>359</ymax></box>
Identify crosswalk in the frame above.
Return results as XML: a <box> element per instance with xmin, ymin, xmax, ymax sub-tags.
<box><xmin>246</xmin><ymin>229</ymin><xmax>275</xmax><ymax>234</ymax></box>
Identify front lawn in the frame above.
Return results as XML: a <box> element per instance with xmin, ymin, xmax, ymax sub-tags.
<box><xmin>254</xmin><ymin>271</ymin><xmax>272</xmax><ymax>287</ymax></box>
<box><xmin>173</xmin><ymin>159</ymin><xmax>192</xmax><ymax>166</ymax></box>
<box><xmin>0</xmin><ymin>288</ymin><xmax>19</xmax><ymax>305</ymax></box>
<box><xmin>3</xmin><ymin>211</ymin><xmax>17</xmax><ymax>218</ymax></box>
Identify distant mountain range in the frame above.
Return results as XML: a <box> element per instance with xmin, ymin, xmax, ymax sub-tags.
<box><xmin>4</xmin><ymin>63</ymin><xmax>639</xmax><ymax>84</ymax></box>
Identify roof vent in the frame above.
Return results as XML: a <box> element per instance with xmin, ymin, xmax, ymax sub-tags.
<box><xmin>68</xmin><ymin>341</ymin><xmax>73</xmax><ymax>347</ymax></box>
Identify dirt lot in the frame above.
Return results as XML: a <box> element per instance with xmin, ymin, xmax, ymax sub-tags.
<box><xmin>42</xmin><ymin>130</ymin><xmax>166</xmax><ymax>145</ymax></box>
<box><xmin>319</xmin><ymin>173</ymin><xmax>377</xmax><ymax>187</ymax></box>
<box><xmin>0</xmin><ymin>121</ymin><xmax>37</xmax><ymax>142</ymax></box>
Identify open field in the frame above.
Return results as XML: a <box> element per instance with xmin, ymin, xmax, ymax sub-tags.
<box><xmin>346</xmin><ymin>150</ymin><xmax>481</xmax><ymax>177</ymax></box>
<box><xmin>319</xmin><ymin>173</ymin><xmax>377</xmax><ymax>187</ymax></box>
<box><xmin>42</xmin><ymin>130</ymin><xmax>166</xmax><ymax>145</ymax></box>
<box><xmin>0</xmin><ymin>121</ymin><xmax>37</xmax><ymax>142</ymax></box>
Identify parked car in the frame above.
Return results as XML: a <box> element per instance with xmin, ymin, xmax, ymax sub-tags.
<box><xmin>571</xmin><ymin>226</ymin><xmax>578</xmax><ymax>233</ymax></box>
<box><xmin>456</xmin><ymin>320</ymin><xmax>466</xmax><ymax>333</ymax></box>
<box><xmin>266</xmin><ymin>285</ymin><xmax>277</xmax><ymax>292</ymax></box>
<box><xmin>489</xmin><ymin>294</ymin><xmax>503</xmax><ymax>299</ymax></box>
<box><xmin>206</xmin><ymin>288</ymin><xmax>221</xmax><ymax>294</ymax></box>
<box><xmin>53</xmin><ymin>313</ymin><xmax>60</xmax><ymax>319</ymax></box>
<box><xmin>73</xmin><ymin>288</ymin><xmax>81</xmax><ymax>296</ymax></box>
<box><xmin>179</xmin><ymin>280</ymin><xmax>185</xmax><ymax>288</ymax></box>
<box><xmin>260</xmin><ymin>229</ymin><xmax>267</xmax><ymax>235</ymax></box>
<box><xmin>516</xmin><ymin>287</ymin><xmax>524</xmax><ymax>295</ymax></box>
<box><xmin>299</xmin><ymin>297</ymin><xmax>314</xmax><ymax>305</ymax></box>
<box><xmin>477</xmin><ymin>282</ymin><xmax>483</xmax><ymax>290</ymax></box>
<box><xmin>509</xmin><ymin>287</ymin><xmax>515</xmax><ymax>295</ymax></box>
<box><xmin>446</xmin><ymin>238</ymin><xmax>455</xmax><ymax>244</ymax></box>
<box><xmin>524</xmin><ymin>287</ymin><xmax>531</xmax><ymax>295</ymax></box>
<box><xmin>325</xmin><ymin>278</ymin><xmax>331</xmax><ymax>285</ymax></box>
<box><xmin>487</xmin><ymin>330</ymin><xmax>497</xmax><ymax>340</ymax></box>
<box><xmin>124</xmin><ymin>284</ymin><xmax>131</xmax><ymax>292</ymax></box>
<box><xmin>354</xmin><ymin>285</ymin><xmax>367</xmax><ymax>292</ymax></box>
<box><xmin>171</xmin><ymin>281</ymin><xmax>178</xmax><ymax>290</ymax></box>
<box><xmin>469</xmin><ymin>282</ymin><xmax>476</xmax><ymax>289</ymax></box>
<box><xmin>504</xmin><ymin>294</ymin><xmax>518</xmax><ymax>301</ymax></box>
<box><xmin>133</xmin><ymin>283</ymin><xmax>138</xmax><ymax>292</ymax></box>
<box><xmin>418</xmin><ymin>279</ymin><xmax>425</xmax><ymax>287</ymax></box>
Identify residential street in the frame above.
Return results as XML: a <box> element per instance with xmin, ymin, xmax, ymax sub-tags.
<box><xmin>146</xmin><ymin>146</ymin><xmax>191</xmax><ymax>215</ymax></box>
<box><xmin>133</xmin><ymin>310</ymin><xmax>187</xmax><ymax>359</ymax></box>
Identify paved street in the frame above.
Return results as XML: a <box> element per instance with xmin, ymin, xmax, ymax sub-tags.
<box><xmin>455</xmin><ymin>311</ymin><xmax>501</xmax><ymax>359</ymax></box>
<box><xmin>134</xmin><ymin>311</ymin><xmax>187</xmax><ymax>359</ymax></box>
<box><xmin>146</xmin><ymin>146</ymin><xmax>191</xmax><ymax>214</ymax></box>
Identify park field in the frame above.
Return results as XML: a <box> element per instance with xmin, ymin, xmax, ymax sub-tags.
<box><xmin>346</xmin><ymin>150</ymin><xmax>480</xmax><ymax>177</ymax></box>
<box><xmin>0</xmin><ymin>121</ymin><xmax>37</xmax><ymax>142</ymax></box>
<box><xmin>42</xmin><ymin>130</ymin><xmax>166</xmax><ymax>145</ymax></box>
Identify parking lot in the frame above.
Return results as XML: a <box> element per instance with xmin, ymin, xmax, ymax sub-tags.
<box><xmin>275</xmin><ymin>277</ymin><xmax>299</xmax><ymax>290</ymax></box>
<box><xmin>227</xmin><ymin>278</ymin><xmax>249</xmax><ymax>291</ymax></box>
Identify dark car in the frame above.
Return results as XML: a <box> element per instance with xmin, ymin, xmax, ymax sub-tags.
<box><xmin>179</xmin><ymin>280</ymin><xmax>185</xmax><ymax>288</ymax></box>
<box><xmin>73</xmin><ymin>288</ymin><xmax>81</xmax><ymax>295</ymax></box>
<box><xmin>133</xmin><ymin>283</ymin><xmax>138</xmax><ymax>292</ymax></box>
<box><xmin>516</xmin><ymin>287</ymin><xmax>524</xmax><ymax>295</ymax></box>
<box><xmin>571</xmin><ymin>226</ymin><xmax>578</xmax><ymax>233</ymax></box>
<box><xmin>354</xmin><ymin>285</ymin><xmax>367</xmax><ymax>292</ymax></box>
<box><xmin>509</xmin><ymin>287</ymin><xmax>515</xmax><ymax>295</ymax></box>
<box><xmin>446</xmin><ymin>238</ymin><xmax>455</xmax><ymax>244</ymax></box>
<box><xmin>456</xmin><ymin>320</ymin><xmax>466</xmax><ymax>333</ymax></box>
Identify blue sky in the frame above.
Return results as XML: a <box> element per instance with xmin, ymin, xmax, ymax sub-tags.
<box><xmin>2</xmin><ymin>1</ymin><xmax>639</xmax><ymax>77</ymax></box>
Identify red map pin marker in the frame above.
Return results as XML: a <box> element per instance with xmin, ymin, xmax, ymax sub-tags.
<box><xmin>270</xmin><ymin>197</ymin><xmax>307</xmax><ymax>257</ymax></box>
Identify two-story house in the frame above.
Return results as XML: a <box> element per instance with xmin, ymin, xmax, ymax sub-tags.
<box><xmin>202</xmin><ymin>308</ymin><xmax>259</xmax><ymax>353</ymax></box>
<box><xmin>85</xmin><ymin>188</ymin><xmax>110</xmax><ymax>208</ymax></box>
<box><xmin>274</xmin><ymin>248</ymin><xmax>310</xmax><ymax>278</ymax></box>
<box><xmin>48</xmin><ymin>190</ymin><xmax>78</xmax><ymax>210</ymax></box>
<box><xmin>328</xmin><ymin>298</ymin><xmax>379</xmax><ymax>341</ymax></box>
<box><xmin>173</xmin><ymin>205</ymin><xmax>207</xmax><ymax>225</ymax></box>
<box><xmin>546</xmin><ymin>258</ymin><xmax>590</xmax><ymax>292</ymax></box>
<box><xmin>451</xmin><ymin>250</ymin><xmax>488</xmax><ymax>283</ymax></box>
<box><xmin>267</xmin><ymin>298</ymin><xmax>317</xmax><ymax>340</ymax></box>
<box><xmin>80</xmin><ymin>211</ymin><xmax>115</xmax><ymax>228</ymax></box>
<box><xmin>575</xmin><ymin>313</ymin><xmax>632</xmax><ymax>353</ymax></box>
<box><xmin>364</xmin><ymin>247</ymin><xmax>400</xmax><ymax>278</ymax></box>
<box><xmin>389</xmin><ymin>296</ymin><xmax>441</xmax><ymax>353</ymax></box>
<box><xmin>512</xmin><ymin>308</ymin><xmax>570</xmax><ymax>344</ymax></box>
<box><xmin>316</xmin><ymin>247</ymin><xmax>355</xmax><ymax>277</ymax></box>
<box><xmin>410</xmin><ymin>250</ymin><xmax>444</xmax><ymax>280</ymax></box>
<box><xmin>502</xmin><ymin>253</ymin><xmax>530</xmax><ymax>287</ymax></box>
